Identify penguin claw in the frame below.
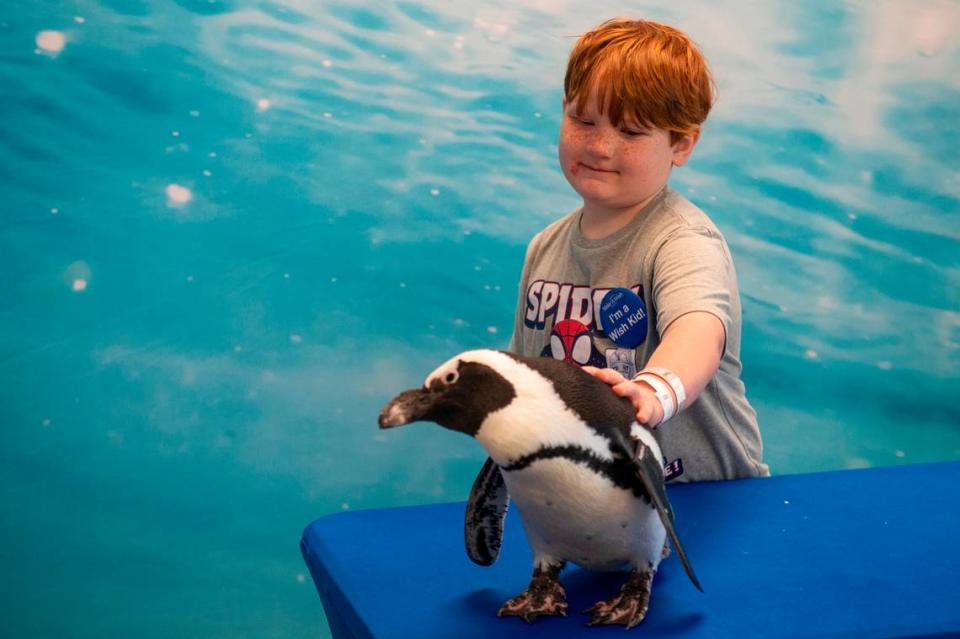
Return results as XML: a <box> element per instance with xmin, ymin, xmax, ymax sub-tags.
<box><xmin>586</xmin><ymin>599</ymin><xmax>648</xmax><ymax>629</ymax></box>
<box><xmin>497</xmin><ymin>577</ymin><xmax>568</xmax><ymax>623</ymax></box>
<box><xmin>585</xmin><ymin>569</ymin><xmax>653</xmax><ymax>629</ymax></box>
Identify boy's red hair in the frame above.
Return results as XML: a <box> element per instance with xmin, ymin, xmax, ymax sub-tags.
<box><xmin>564</xmin><ymin>18</ymin><xmax>715</xmax><ymax>142</ymax></box>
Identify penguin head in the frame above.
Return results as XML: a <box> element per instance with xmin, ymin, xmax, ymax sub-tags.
<box><xmin>378</xmin><ymin>351</ymin><xmax>517</xmax><ymax>437</ymax></box>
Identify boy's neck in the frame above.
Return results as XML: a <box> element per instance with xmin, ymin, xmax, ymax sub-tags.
<box><xmin>579</xmin><ymin>187</ymin><xmax>666</xmax><ymax>240</ymax></box>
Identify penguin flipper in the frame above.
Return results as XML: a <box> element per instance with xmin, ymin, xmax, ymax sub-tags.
<box><xmin>633</xmin><ymin>443</ymin><xmax>703</xmax><ymax>592</ymax></box>
<box><xmin>464</xmin><ymin>457</ymin><xmax>509</xmax><ymax>566</ymax></box>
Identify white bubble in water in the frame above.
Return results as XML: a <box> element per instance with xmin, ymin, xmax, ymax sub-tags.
<box><xmin>189</xmin><ymin>110</ymin><xmax>200</xmax><ymax>117</ymax></box>
<box><xmin>322</xmin><ymin>112</ymin><xmax>332</xmax><ymax>118</ymax></box>
<box><xmin>290</xmin><ymin>334</ymin><xmax>302</xmax><ymax>344</ymax></box>
<box><xmin>487</xmin><ymin>326</ymin><xmax>498</xmax><ymax>334</ymax></box>
<box><xmin>804</xmin><ymin>349</ymin><xmax>818</xmax><ymax>359</ymax></box>
<box><xmin>36</xmin><ymin>30</ymin><xmax>66</xmax><ymax>54</ymax></box>
<box><xmin>256</xmin><ymin>98</ymin><xmax>270</xmax><ymax>111</ymax></box>
<box><xmin>322</xmin><ymin>59</ymin><xmax>333</xmax><ymax>68</ymax></box>
<box><xmin>74</xmin><ymin>16</ymin><xmax>85</xmax><ymax>24</ymax></box>
<box><xmin>202</xmin><ymin>169</ymin><xmax>212</xmax><ymax>177</ymax></box>
<box><xmin>165</xmin><ymin>183</ymin><xmax>192</xmax><ymax>206</ymax></box>
<box><xmin>430</xmin><ymin>188</ymin><xmax>440</xmax><ymax>196</ymax></box>
<box><xmin>50</xmin><ymin>207</ymin><xmax>59</xmax><ymax>215</ymax></box>
<box><xmin>65</xmin><ymin>261</ymin><xmax>92</xmax><ymax>290</ymax></box>
<box><xmin>296</xmin><ymin>574</ymin><xmax>306</xmax><ymax>583</ymax></box>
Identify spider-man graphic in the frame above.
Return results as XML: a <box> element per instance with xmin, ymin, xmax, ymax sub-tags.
<box><xmin>540</xmin><ymin>319</ymin><xmax>607</xmax><ymax>368</ymax></box>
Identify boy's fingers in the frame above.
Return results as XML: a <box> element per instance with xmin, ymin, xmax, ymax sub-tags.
<box><xmin>636</xmin><ymin>404</ymin><xmax>656</xmax><ymax>426</ymax></box>
<box><xmin>612</xmin><ymin>381</ymin><xmax>639</xmax><ymax>398</ymax></box>
<box><xmin>581</xmin><ymin>366</ymin><xmax>599</xmax><ymax>375</ymax></box>
<box><xmin>637</xmin><ymin>398</ymin><xmax>664</xmax><ymax>428</ymax></box>
<box><xmin>595</xmin><ymin>369</ymin><xmax>626</xmax><ymax>385</ymax></box>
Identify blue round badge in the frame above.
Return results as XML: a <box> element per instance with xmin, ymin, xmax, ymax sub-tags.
<box><xmin>599</xmin><ymin>288</ymin><xmax>648</xmax><ymax>348</ymax></box>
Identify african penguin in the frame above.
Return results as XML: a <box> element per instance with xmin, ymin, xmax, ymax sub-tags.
<box><xmin>379</xmin><ymin>349</ymin><xmax>702</xmax><ymax>629</ymax></box>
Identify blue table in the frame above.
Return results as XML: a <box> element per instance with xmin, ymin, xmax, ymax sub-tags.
<box><xmin>301</xmin><ymin>462</ymin><xmax>960</xmax><ymax>638</ymax></box>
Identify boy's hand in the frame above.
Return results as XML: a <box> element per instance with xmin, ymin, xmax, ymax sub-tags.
<box><xmin>581</xmin><ymin>366</ymin><xmax>665</xmax><ymax>428</ymax></box>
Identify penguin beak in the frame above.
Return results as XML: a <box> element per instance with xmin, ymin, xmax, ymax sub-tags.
<box><xmin>378</xmin><ymin>388</ymin><xmax>438</xmax><ymax>429</ymax></box>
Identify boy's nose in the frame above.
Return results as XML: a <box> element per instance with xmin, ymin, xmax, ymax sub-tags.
<box><xmin>584</xmin><ymin>128</ymin><xmax>616</xmax><ymax>157</ymax></box>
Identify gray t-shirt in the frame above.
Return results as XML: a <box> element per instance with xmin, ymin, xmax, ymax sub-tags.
<box><xmin>509</xmin><ymin>187</ymin><xmax>769</xmax><ymax>482</ymax></box>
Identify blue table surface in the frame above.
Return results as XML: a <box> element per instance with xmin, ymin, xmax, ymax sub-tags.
<box><xmin>301</xmin><ymin>461</ymin><xmax>960</xmax><ymax>639</ymax></box>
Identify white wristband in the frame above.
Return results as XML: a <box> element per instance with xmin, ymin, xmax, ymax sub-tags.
<box><xmin>641</xmin><ymin>366</ymin><xmax>687</xmax><ymax>411</ymax></box>
<box><xmin>632</xmin><ymin>372</ymin><xmax>675</xmax><ymax>427</ymax></box>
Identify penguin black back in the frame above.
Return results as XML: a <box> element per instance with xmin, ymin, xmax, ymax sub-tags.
<box><xmin>503</xmin><ymin>352</ymin><xmax>636</xmax><ymax>439</ymax></box>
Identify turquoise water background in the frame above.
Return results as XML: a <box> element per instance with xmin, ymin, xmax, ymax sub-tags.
<box><xmin>2</xmin><ymin>0</ymin><xmax>958</xmax><ymax>636</ymax></box>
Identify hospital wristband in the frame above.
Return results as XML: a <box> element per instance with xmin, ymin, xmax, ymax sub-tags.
<box><xmin>632</xmin><ymin>372</ymin><xmax>676</xmax><ymax>427</ymax></box>
<box><xmin>640</xmin><ymin>366</ymin><xmax>687</xmax><ymax>412</ymax></box>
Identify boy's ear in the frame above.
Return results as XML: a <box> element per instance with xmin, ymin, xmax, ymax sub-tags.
<box><xmin>671</xmin><ymin>128</ymin><xmax>700</xmax><ymax>167</ymax></box>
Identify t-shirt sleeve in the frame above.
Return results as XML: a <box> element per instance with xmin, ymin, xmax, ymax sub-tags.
<box><xmin>508</xmin><ymin>233</ymin><xmax>541</xmax><ymax>355</ymax></box>
<box><xmin>651</xmin><ymin>225</ymin><xmax>734</xmax><ymax>347</ymax></box>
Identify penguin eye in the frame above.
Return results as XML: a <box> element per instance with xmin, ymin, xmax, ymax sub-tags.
<box><xmin>444</xmin><ymin>371</ymin><xmax>459</xmax><ymax>385</ymax></box>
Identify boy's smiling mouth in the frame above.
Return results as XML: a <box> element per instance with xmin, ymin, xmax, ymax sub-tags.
<box><xmin>579</xmin><ymin>162</ymin><xmax>618</xmax><ymax>174</ymax></box>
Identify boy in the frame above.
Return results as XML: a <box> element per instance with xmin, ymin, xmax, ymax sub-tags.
<box><xmin>509</xmin><ymin>18</ymin><xmax>768</xmax><ymax>482</ymax></box>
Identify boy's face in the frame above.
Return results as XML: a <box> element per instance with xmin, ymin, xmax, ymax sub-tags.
<box><xmin>558</xmin><ymin>91</ymin><xmax>697</xmax><ymax>214</ymax></box>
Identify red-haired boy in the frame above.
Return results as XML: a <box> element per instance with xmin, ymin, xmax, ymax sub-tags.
<box><xmin>509</xmin><ymin>18</ymin><xmax>768</xmax><ymax>482</ymax></box>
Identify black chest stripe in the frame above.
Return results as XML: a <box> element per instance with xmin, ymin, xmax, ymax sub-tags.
<box><xmin>500</xmin><ymin>445</ymin><xmax>651</xmax><ymax>503</ymax></box>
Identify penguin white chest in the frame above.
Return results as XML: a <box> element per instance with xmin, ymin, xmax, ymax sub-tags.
<box><xmin>502</xmin><ymin>458</ymin><xmax>664</xmax><ymax>572</ymax></box>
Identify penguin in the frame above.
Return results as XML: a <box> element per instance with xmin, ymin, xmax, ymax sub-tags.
<box><xmin>378</xmin><ymin>349</ymin><xmax>702</xmax><ymax>629</ymax></box>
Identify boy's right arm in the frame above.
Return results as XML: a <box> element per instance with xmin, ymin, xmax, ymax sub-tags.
<box><xmin>584</xmin><ymin>311</ymin><xmax>725</xmax><ymax>427</ymax></box>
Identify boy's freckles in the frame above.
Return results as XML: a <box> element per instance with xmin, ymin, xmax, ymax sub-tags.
<box><xmin>561</xmin><ymin>125</ymin><xmax>619</xmax><ymax>181</ymax></box>
<box><xmin>558</xmin><ymin>100</ymin><xmax>681</xmax><ymax>213</ymax></box>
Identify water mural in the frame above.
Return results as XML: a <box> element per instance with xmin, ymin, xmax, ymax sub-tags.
<box><xmin>1</xmin><ymin>1</ymin><xmax>958</xmax><ymax>636</ymax></box>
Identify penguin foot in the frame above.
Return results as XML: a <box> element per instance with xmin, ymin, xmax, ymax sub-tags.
<box><xmin>498</xmin><ymin>564</ymin><xmax>567</xmax><ymax>623</ymax></box>
<box><xmin>585</xmin><ymin>568</ymin><xmax>654</xmax><ymax>629</ymax></box>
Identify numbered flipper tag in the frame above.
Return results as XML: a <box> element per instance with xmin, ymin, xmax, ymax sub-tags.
<box><xmin>599</xmin><ymin>288</ymin><xmax>648</xmax><ymax>348</ymax></box>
